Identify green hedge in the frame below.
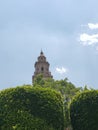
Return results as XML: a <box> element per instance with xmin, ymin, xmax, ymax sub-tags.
<box><xmin>0</xmin><ymin>86</ymin><xmax>64</xmax><ymax>130</ymax></box>
<box><xmin>70</xmin><ymin>90</ymin><xmax>98</xmax><ymax>130</ymax></box>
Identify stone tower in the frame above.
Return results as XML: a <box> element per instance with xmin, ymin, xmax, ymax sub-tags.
<box><xmin>32</xmin><ymin>51</ymin><xmax>53</xmax><ymax>83</ymax></box>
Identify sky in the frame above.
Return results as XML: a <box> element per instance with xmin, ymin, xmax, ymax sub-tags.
<box><xmin>0</xmin><ymin>0</ymin><xmax>98</xmax><ymax>90</ymax></box>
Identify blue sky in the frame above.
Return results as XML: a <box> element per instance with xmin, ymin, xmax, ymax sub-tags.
<box><xmin>0</xmin><ymin>0</ymin><xmax>98</xmax><ymax>89</ymax></box>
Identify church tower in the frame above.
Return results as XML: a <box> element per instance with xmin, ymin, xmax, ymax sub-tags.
<box><xmin>32</xmin><ymin>51</ymin><xmax>53</xmax><ymax>83</ymax></box>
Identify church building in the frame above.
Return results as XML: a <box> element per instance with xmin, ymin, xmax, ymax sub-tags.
<box><xmin>32</xmin><ymin>51</ymin><xmax>53</xmax><ymax>83</ymax></box>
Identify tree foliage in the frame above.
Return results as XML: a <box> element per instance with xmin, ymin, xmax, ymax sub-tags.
<box><xmin>33</xmin><ymin>74</ymin><xmax>81</xmax><ymax>128</ymax></box>
<box><xmin>33</xmin><ymin>74</ymin><xmax>81</xmax><ymax>102</ymax></box>
<box><xmin>70</xmin><ymin>90</ymin><xmax>98</xmax><ymax>130</ymax></box>
<box><xmin>0</xmin><ymin>86</ymin><xmax>64</xmax><ymax>130</ymax></box>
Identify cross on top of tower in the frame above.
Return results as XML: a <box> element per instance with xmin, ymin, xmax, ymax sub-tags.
<box><xmin>40</xmin><ymin>50</ymin><xmax>44</xmax><ymax>56</ymax></box>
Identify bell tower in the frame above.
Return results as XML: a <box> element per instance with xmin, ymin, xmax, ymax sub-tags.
<box><xmin>32</xmin><ymin>51</ymin><xmax>53</xmax><ymax>83</ymax></box>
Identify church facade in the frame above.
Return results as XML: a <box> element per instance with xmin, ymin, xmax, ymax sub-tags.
<box><xmin>32</xmin><ymin>51</ymin><xmax>53</xmax><ymax>83</ymax></box>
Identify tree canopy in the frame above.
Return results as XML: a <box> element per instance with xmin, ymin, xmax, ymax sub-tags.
<box><xmin>70</xmin><ymin>90</ymin><xmax>98</xmax><ymax>130</ymax></box>
<box><xmin>0</xmin><ymin>86</ymin><xmax>64</xmax><ymax>130</ymax></box>
<box><xmin>33</xmin><ymin>74</ymin><xmax>82</xmax><ymax>128</ymax></box>
<box><xmin>0</xmin><ymin>74</ymin><xmax>93</xmax><ymax>130</ymax></box>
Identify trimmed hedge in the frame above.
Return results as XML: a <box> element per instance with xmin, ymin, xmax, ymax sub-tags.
<box><xmin>70</xmin><ymin>90</ymin><xmax>98</xmax><ymax>130</ymax></box>
<box><xmin>0</xmin><ymin>86</ymin><xmax>64</xmax><ymax>130</ymax></box>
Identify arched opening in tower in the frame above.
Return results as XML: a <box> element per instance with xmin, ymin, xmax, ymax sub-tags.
<box><xmin>41</xmin><ymin>67</ymin><xmax>44</xmax><ymax>72</ymax></box>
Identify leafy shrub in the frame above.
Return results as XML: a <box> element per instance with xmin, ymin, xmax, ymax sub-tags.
<box><xmin>0</xmin><ymin>86</ymin><xmax>64</xmax><ymax>130</ymax></box>
<box><xmin>70</xmin><ymin>90</ymin><xmax>98</xmax><ymax>130</ymax></box>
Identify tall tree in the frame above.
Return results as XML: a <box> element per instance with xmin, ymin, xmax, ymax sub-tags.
<box><xmin>33</xmin><ymin>74</ymin><xmax>81</xmax><ymax>128</ymax></box>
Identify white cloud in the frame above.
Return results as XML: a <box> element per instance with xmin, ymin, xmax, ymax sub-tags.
<box><xmin>88</xmin><ymin>23</ymin><xmax>98</xmax><ymax>30</ymax></box>
<box><xmin>55</xmin><ymin>67</ymin><xmax>68</xmax><ymax>74</ymax></box>
<box><xmin>80</xmin><ymin>33</ymin><xmax>98</xmax><ymax>45</ymax></box>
